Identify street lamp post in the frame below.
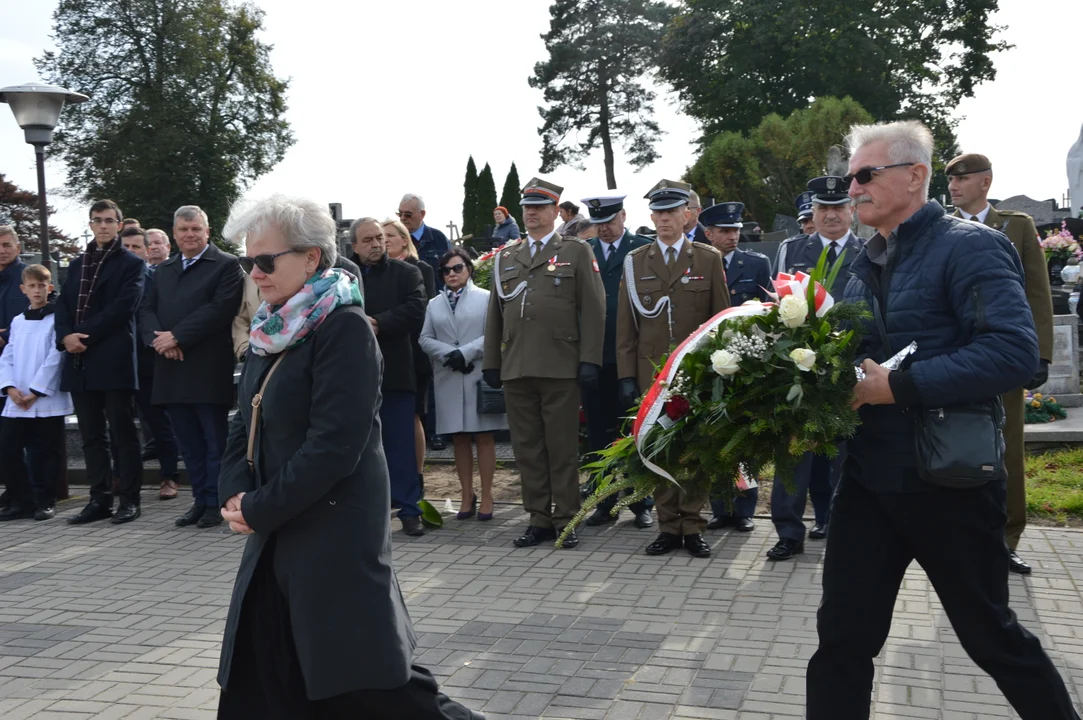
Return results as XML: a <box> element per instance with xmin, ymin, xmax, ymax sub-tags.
<box><xmin>0</xmin><ymin>83</ymin><xmax>88</xmax><ymax>271</ymax></box>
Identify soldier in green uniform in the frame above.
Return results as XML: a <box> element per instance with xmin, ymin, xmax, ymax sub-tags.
<box><xmin>615</xmin><ymin>180</ymin><xmax>730</xmax><ymax>558</ymax></box>
<box><xmin>482</xmin><ymin>177</ymin><xmax>607</xmax><ymax>549</ymax></box>
<box><xmin>947</xmin><ymin>152</ymin><xmax>1054</xmax><ymax>575</ymax></box>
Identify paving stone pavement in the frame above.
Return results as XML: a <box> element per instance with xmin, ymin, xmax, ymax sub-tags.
<box><xmin>1</xmin><ymin>491</ymin><xmax>1082</xmax><ymax>719</ymax></box>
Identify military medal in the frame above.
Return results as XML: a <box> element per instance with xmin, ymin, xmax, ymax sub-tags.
<box><xmin>681</xmin><ymin>276</ymin><xmax>689</xmax><ymax>284</ymax></box>
<box><xmin>547</xmin><ymin>254</ymin><xmax>558</xmax><ymax>272</ymax></box>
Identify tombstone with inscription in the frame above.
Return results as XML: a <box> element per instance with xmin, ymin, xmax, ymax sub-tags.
<box><xmin>1034</xmin><ymin>314</ymin><xmax>1082</xmax><ymax>406</ymax></box>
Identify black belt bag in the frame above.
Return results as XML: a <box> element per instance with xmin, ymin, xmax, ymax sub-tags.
<box><xmin>871</xmin><ymin>297</ymin><xmax>1004</xmax><ymax>489</ymax></box>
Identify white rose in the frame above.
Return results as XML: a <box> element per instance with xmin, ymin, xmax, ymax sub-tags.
<box><xmin>711</xmin><ymin>349</ymin><xmax>740</xmax><ymax>376</ymax></box>
<box><xmin>790</xmin><ymin>348</ymin><xmax>816</xmax><ymax>372</ymax></box>
<box><xmin>779</xmin><ymin>294</ymin><xmax>809</xmax><ymax>328</ymax></box>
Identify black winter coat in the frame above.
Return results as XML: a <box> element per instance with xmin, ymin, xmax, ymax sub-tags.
<box><xmin>140</xmin><ymin>244</ymin><xmax>244</xmax><ymax>406</ymax></box>
<box><xmin>55</xmin><ymin>245</ymin><xmax>145</xmax><ymax>393</ymax></box>
<box><xmin>351</xmin><ymin>253</ymin><xmax>426</xmax><ymax>394</ymax></box>
<box><xmin>217</xmin><ymin>305</ymin><xmax>417</xmax><ymax>699</ymax></box>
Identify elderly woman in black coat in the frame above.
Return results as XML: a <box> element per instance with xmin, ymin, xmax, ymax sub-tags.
<box><xmin>215</xmin><ymin>195</ymin><xmax>482</xmax><ymax>720</ymax></box>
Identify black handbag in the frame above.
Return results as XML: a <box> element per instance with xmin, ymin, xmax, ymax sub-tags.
<box><xmin>871</xmin><ymin>297</ymin><xmax>1003</xmax><ymax>489</ymax></box>
<box><xmin>476</xmin><ymin>379</ymin><xmax>506</xmax><ymax>415</ymax></box>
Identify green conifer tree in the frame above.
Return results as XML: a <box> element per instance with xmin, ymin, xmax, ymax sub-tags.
<box><xmin>498</xmin><ymin>163</ymin><xmax>523</xmax><ymax>228</ymax></box>
<box><xmin>475</xmin><ymin>163</ymin><xmax>498</xmax><ymax>236</ymax></box>
<box><xmin>461</xmin><ymin>155</ymin><xmax>479</xmax><ymax>236</ymax></box>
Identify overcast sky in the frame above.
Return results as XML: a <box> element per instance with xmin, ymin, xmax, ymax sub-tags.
<box><xmin>1</xmin><ymin>0</ymin><xmax>1080</xmax><ymax>243</ymax></box>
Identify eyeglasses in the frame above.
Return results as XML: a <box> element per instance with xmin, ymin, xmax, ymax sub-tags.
<box><xmin>89</xmin><ymin>218</ymin><xmax>118</xmax><ymax>225</ymax></box>
<box><xmin>441</xmin><ymin>263</ymin><xmax>466</xmax><ymax>276</ymax></box>
<box><xmin>843</xmin><ymin>163</ymin><xmax>915</xmax><ymax>186</ymax></box>
<box><xmin>396</xmin><ymin>211</ymin><xmax>415</xmax><ymax>220</ymax></box>
<box><xmin>238</xmin><ymin>249</ymin><xmax>303</xmax><ymax>275</ymax></box>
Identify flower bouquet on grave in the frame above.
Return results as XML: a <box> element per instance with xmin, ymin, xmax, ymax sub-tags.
<box><xmin>472</xmin><ymin>244</ymin><xmax>508</xmax><ymax>291</ymax></box>
<box><xmin>560</xmin><ymin>250</ymin><xmax>870</xmax><ymax>544</ymax></box>
<box><xmin>1040</xmin><ymin>222</ymin><xmax>1082</xmax><ymax>264</ymax></box>
<box><xmin>1024</xmin><ymin>391</ymin><xmax>1067</xmax><ymax>424</ymax></box>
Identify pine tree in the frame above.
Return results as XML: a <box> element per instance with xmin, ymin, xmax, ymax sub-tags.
<box><xmin>475</xmin><ymin>163</ymin><xmax>498</xmax><ymax>237</ymax></box>
<box><xmin>461</xmin><ymin>155</ymin><xmax>479</xmax><ymax>236</ymax></box>
<box><xmin>498</xmin><ymin>163</ymin><xmax>523</xmax><ymax>229</ymax></box>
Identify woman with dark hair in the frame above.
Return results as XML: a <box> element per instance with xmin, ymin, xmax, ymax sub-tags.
<box><xmin>491</xmin><ymin>207</ymin><xmax>520</xmax><ymax>242</ymax></box>
<box><xmin>215</xmin><ymin>196</ymin><xmax>482</xmax><ymax>720</ymax></box>
<box><xmin>419</xmin><ymin>248</ymin><xmax>507</xmax><ymax>520</ymax></box>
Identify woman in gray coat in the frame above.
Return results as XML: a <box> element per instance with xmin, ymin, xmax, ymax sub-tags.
<box><xmin>420</xmin><ymin>248</ymin><xmax>507</xmax><ymax>520</ymax></box>
<box><xmin>215</xmin><ymin>196</ymin><xmax>482</xmax><ymax>720</ymax></box>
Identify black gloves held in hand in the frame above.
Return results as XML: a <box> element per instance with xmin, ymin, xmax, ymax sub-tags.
<box><xmin>578</xmin><ymin>362</ymin><xmax>601</xmax><ymax>392</ymax></box>
<box><xmin>482</xmin><ymin>369</ymin><xmax>502</xmax><ymax>389</ymax></box>
<box><xmin>443</xmin><ymin>350</ymin><xmax>466</xmax><ymax>372</ymax></box>
<box><xmin>1023</xmin><ymin>359</ymin><xmax>1050</xmax><ymax>391</ymax></box>
<box><xmin>618</xmin><ymin>378</ymin><xmax>640</xmax><ymax>411</ymax></box>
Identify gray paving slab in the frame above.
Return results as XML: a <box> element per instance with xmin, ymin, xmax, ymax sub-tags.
<box><xmin>0</xmin><ymin>489</ymin><xmax>1081</xmax><ymax>718</ymax></box>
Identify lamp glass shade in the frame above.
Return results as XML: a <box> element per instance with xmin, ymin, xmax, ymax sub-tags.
<box><xmin>0</xmin><ymin>83</ymin><xmax>89</xmax><ymax>130</ymax></box>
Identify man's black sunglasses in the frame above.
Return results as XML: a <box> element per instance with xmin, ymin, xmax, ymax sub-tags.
<box><xmin>239</xmin><ymin>248</ymin><xmax>304</xmax><ymax>275</ymax></box>
<box><xmin>441</xmin><ymin>263</ymin><xmax>467</xmax><ymax>276</ymax></box>
<box><xmin>843</xmin><ymin>163</ymin><xmax>915</xmax><ymax>186</ymax></box>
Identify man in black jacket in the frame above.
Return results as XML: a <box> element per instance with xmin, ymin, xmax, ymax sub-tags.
<box><xmin>349</xmin><ymin>217</ymin><xmax>428</xmax><ymax>535</ymax></box>
<box><xmin>141</xmin><ymin>206</ymin><xmax>244</xmax><ymax>529</ymax></box>
<box><xmin>397</xmin><ymin>194</ymin><xmax>450</xmax><ymax>291</ymax></box>
<box><xmin>57</xmin><ymin>199</ymin><xmax>146</xmax><ymax>525</ymax></box>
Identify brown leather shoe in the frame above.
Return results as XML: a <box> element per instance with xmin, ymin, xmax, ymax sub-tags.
<box><xmin>159</xmin><ymin>478</ymin><xmax>179</xmax><ymax>500</ymax></box>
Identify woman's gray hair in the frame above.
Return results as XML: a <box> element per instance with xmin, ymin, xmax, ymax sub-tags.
<box><xmin>223</xmin><ymin>195</ymin><xmax>338</xmax><ymax>271</ymax></box>
<box><xmin>845</xmin><ymin>120</ymin><xmax>934</xmax><ymax>198</ymax></box>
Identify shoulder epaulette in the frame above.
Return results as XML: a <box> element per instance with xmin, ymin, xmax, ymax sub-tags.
<box><xmin>694</xmin><ymin>243</ymin><xmax>722</xmax><ymax>256</ymax></box>
<box><xmin>628</xmin><ymin>243</ymin><xmax>652</xmax><ymax>257</ymax></box>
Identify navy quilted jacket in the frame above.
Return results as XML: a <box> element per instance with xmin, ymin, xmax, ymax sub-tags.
<box><xmin>842</xmin><ymin>200</ymin><xmax>1038</xmax><ymax>491</ymax></box>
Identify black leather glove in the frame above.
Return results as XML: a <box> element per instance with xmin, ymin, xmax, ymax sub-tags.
<box><xmin>482</xmin><ymin>368</ymin><xmax>502</xmax><ymax>389</ymax></box>
<box><xmin>578</xmin><ymin>362</ymin><xmax>601</xmax><ymax>392</ymax></box>
<box><xmin>619</xmin><ymin>378</ymin><xmax>640</xmax><ymax>411</ymax></box>
<box><xmin>443</xmin><ymin>350</ymin><xmax>466</xmax><ymax>372</ymax></box>
<box><xmin>1023</xmin><ymin>359</ymin><xmax>1050</xmax><ymax>391</ymax></box>
<box><xmin>462</xmin><ymin>363</ymin><xmax>476</xmax><ymax>374</ymax></box>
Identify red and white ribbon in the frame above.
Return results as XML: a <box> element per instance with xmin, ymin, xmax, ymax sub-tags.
<box><xmin>772</xmin><ymin>271</ymin><xmax>834</xmax><ymax>317</ymax></box>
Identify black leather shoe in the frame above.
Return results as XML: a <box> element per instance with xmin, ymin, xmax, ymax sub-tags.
<box><xmin>111</xmin><ymin>503</ymin><xmax>141</xmax><ymax>524</ymax></box>
<box><xmin>401</xmin><ymin>516</ymin><xmax>426</xmax><ymax>537</ymax></box>
<box><xmin>633</xmin><ymin>510</ymin><xmax>654</xmax><ymax>528</ymax></box>
<box><xmin>429</xmin><ymin>436</ymin><xmax>447</xmax><ymax>451</ymax></box>
<box><xmin>684</xmin><ymin>533</ymin><xmax>711</xmax><ymax>558</ymax></box>
<box><xmin>706</xmin><ymin>516</ymin><xmax>730</xmax><ymax>530</ymax></box>
<box><xmin>645</xmin><ymin>532</ymin><xmax>683</xmax><ymax>556</ymax></box>
<box><xmin>766</xmin><ymin>538</ymin><xmax>804</xmax><ymax>561</ymax></box>
<box><xmin>34</xmin><ymin>507</ymin><xmax>56</xmax><ymax>521</ymax></box>
<box><xmin>141</xmin><ymin>447</ymin><xmax>158</xmax><ymax>461</ymax></box>
<box><xmin>175</xmin><ymin>504</ymin><xmax>206</xmax><ymax>527</ymax></box>
<box><xmin>584</xmin><ymin>508</ymin><xmax>617</xmax><ymax>526</ymax></box>
<box><xmin>514</xmin><ymin>525</ymin><xmax>556</xmax><ymax>548</ymax></box>
<box><xmin>808</xmin><ymin>523</ymin><xmax>828</xmax><ymax>540</ymax></box>
<box><xmin>197</xmin><ymin>507</ymin><xmax>223</xmax><ymax>529</ymax></box>
<box><xmin>734</xmin><ymin>517</ymin><xmax>755</xmax><ymax>532</ymax></box>
<box><xmin>558</xmin><ymin>528</ymin><xmax>579</xmax><ymax>549</ymax></box>
<box><xmin>68</xmin><ymin>501</ymin><xmax>113</xmax><ymax>525</ymax></box>
<box><xmin>0</xmin><ymin>506</ymin><xmax>34</xmax><ymax>521</ymax></box>
<box><xmin>1008</xmin><ymin>551</ymin><xmax>1032</xmax><ymax>575</ymax></box>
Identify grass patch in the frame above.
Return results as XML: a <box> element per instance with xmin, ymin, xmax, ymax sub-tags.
<box><xmin>1025</xmin><ymin>447</ymin><xmax>1083</xmax><ymax>523</ymax></box>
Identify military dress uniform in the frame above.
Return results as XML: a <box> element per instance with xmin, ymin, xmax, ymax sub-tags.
<box><xmin>616</xmin><ymin>180</ymin><xmax>730</xmax><ymax>558</ymax></box>
<box><xmin>768</xmin><ymin>176</ymin><xmax>863</xmax><ymax>560</ymax></box>
<box><xmin>948</xmin><ymin>153</ymin><xmax>1054</xmax><ymax>575</ymax></box>
<box><xmin>482</xmin><ymin>177</ymin><xmax>606</xmax><ymax>549</ymax></box>
<box><xmin>579</xmin><ymin>193</ymin><xmax>655</xmax><ymax>528</ymax></box>
<box><xmin>699</xmin><ymin>202</ymin><xmax>770</xmax><ymax>529</ymax></box>
<box><xmin>774</xmin><ymin>192</ymin><xmax>815</xmax><ymax>274</ymax></box>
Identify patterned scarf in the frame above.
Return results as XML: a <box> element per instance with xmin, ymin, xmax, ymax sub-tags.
<box><xmin>446</xmin><ymin>286</ymin><xmax>465</xmax><ymax>311</ymax></box>
<box><xmin>248</xmin><ymin>268</ymin><xmax>364</xmax><ymax>356</ymax></box>
<box><xmin>76</xmin><ymin>238</ymin><xmax>121</xmax><ymax>324</ymax></box>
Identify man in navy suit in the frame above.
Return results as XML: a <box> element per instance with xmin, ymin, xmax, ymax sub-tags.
<box><xmin>580</xmin><ymin>193</ymin><xmax>655</xmax><ymax>529</ymax></box>
<box><xmin>701</xmin><ymin>201</ymin><xmax>771</xmax><ymax>532</ymax></box>
<box><xmin>398</xmin><ymin>193</ymin><xmax>450</xmax><ymax>292</ymax></box>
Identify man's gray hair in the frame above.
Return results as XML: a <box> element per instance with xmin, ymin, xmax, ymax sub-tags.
<box><xmin>399</xmin><ymin>193</ymin><xmax>425</xmax><ymax>212</ymax></box>
<box><xmin>146</xmin><ymin>228</ymin><xmax>169</xmax><ymax>244</ymax></box>
<box><xmin>223</xmin><ymin>195</ymin><xmax>338</xmax><ymax>271</ymax></box>
<box><xmin>845</xmin><ymin>120</ymin><xmax>934</xmax><ymax>198</ymax></box>
<box><xmin>174</xmin><ymin>205</ymin><xmax>210</xmax><ymax>227</ymax></box>
<box><xmin>0</xmin><ymin>225</ymin><xmax>19</xmax><ymax>243</ymax></box>
<box><xmin>348</xmin><ymin>217</ymin><xmax>381</xmax><ymax>243</ymax></box>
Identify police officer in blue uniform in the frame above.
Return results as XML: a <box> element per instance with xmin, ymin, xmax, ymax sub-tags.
<box><xmin>699</xmin><ymin>201</ymin><xmax>771</xmax><ymax>532</ymax></box>
<box><xmin>767</xmin><ymin>176</ymin><xmax>863</xmax><ymax>561</ymax></box>
<box><xmin>773</xmin><ymin>192</ymin><xmax>815</xmax><ymax>275</ymax></box>
<box><xmin>580</xmin><ymin>193</ymin><xmax>654</xmax><ymax>528</ymax></box>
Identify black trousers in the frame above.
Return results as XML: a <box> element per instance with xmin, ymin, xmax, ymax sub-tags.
<box><xmin>72</xmin><ymin>390</ymin><xmax>143</xmax><ymax>505</ymax></box>
<box><xmin>218</xmin><ymin>539</ymin><xmax>478</xmax><ymax>720</ymax></box>
<box><xmin>136</xmin><ymin>368</ymin><xmax>178</xmax><ymax>477</ymax></box>
<box><xmin>0</xmin><ymin>416</ymin><xmax>64</xmax><ymax>508</ymax></box>
<box><xmin>581</xmin><ymin>363</ymin><xmax>650</xmax><ymax>515</ymax></box>
<box><xmin>807</xmin><ymin>461</ymin><xmax>1081</xmax><ymax>720</ymax></box>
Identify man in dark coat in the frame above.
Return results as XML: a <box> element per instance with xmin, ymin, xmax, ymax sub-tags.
<box><xmin>684</xmin><ymin>190</ymin><xmax>709</xmax><ymax>244</ymax></box>
<box><xmin>349</xmin><ymin>217</ymin><xmax>428</xmax><ymax>535</ymax></box>
<box><xmin>57</xmin><ymin>199</ymin><xmax>146</xmax><ymax>525</ymax></box>
<box><xmin>398</xmin><ymin>193</ymin><xmax>450</xmax><ymax>292</ymax></box>
<box><xmin>579</xmin><ymin>192</ymin><xmax>654</xmax><ymax>529</ymax></box>
<box><xmin>141</xmin><ymin>206</ymin><xmax>243</xmax><ymax>529</ymax></box>
<box><xmin>0</xmin><ymin>227</ymin><xmax>29</xmax><ymax>510</ymax></box>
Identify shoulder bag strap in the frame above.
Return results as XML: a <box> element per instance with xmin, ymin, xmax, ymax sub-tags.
<box><xmin>247</xmin><ymin>351</ymin><xmax>289</xmax><ymax>473</ymax></box>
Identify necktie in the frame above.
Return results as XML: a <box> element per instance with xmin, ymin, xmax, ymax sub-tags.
<box><xmin>666</xmin><ymin>247</ymin><xmax>676</xmax><ymax>269</ymax></box>
<box><xmin>605</xmin><ymin>244</ymin><xmax>613</xmax><ymax>261</ymax></box>
<box><xmin>183</xmin><ymin>258</ymin><xmax>193</xmax><ymax>271</ymax></box>
<box><xmin>827</xmin><ymin>242</ymin><xmax>838</xmax><ymax>265</ymax></box>
<box><xmin>724</xmin><ymin>258</ymin><xmax>730</xmax><ymax>273</ymax></box>
<box><xmin>531</xmin><ymin>240</ymin><xmax>542</xmax><ymax>258</ymax></box>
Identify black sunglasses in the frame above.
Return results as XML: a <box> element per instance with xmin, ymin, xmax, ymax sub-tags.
<box><xmin>441</xmin><ymin>263</ymin><xmax>467</xmax><ymax>276</ymax></box>
<box><xmin>843</xmin><ymin>162</ymin><xmax>915</xmax><ymax>186</ymax></box>
<box><xmin>239</xmin><ymin>249</ymin><xmax>303</xmax><ymax>275</ymax></box>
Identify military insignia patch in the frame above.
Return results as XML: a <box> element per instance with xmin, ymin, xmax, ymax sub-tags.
<box><xmin>826</xmin><ymin>177</ymin><xmax>837</xmax><ymax>190</ymax></box>
<box><xmin>727</xmin><ymin>203</ymin><xmax>736</xmax><ymax>213</ymax></box>
<box><xmin>589</xmin><ymin>199</ymin><xmax>600</xmax><ymax>208</ymax></box>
